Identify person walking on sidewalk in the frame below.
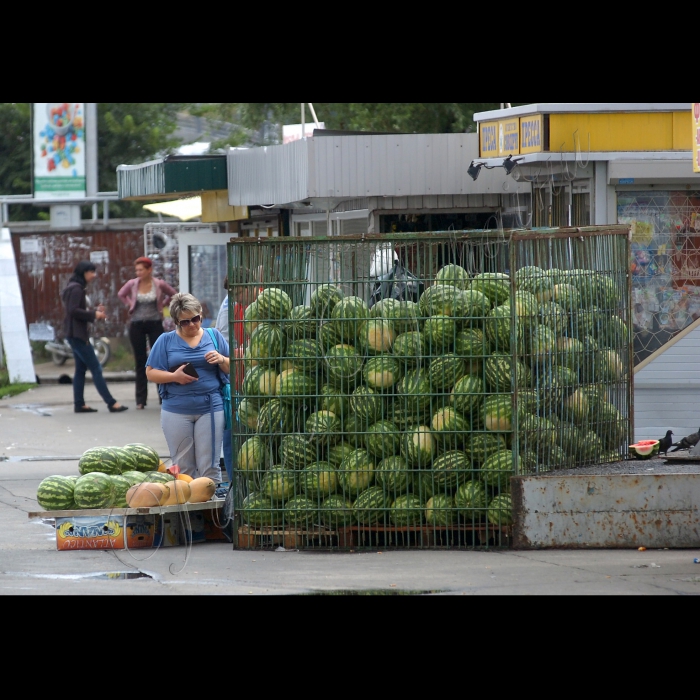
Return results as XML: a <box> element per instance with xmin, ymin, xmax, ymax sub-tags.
<box><xmin>146</xmin><ymin>293</ymin><xmax>230</xmax><ymax>482</ymax></box>
<box><xmin>62</xmin><ymin>261</ymin><xmax>128</xmax><ymax>414</ymax></box>
<box><xmin>118</xmin><ymin>257</ymin><xmax>177</xmax><ymax>410</ymax></box>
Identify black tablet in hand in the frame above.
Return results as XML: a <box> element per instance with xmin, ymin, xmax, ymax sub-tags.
<box><xmin>169</xmin><ymin>362</ymin><xmax>199</xmax><ymax>379</ymax></box>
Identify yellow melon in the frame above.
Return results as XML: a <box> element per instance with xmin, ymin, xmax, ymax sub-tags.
<box><xmin>189</xmin><ymin>478</ymin><xmax>217</xmax><ymax>504</ymax></box>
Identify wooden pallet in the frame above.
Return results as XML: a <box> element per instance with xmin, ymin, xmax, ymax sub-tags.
<box><xmin>237</xmin><ymin>525</ymin><xmax>337</xmax><ymax>549</ymax></box>
<box><xmin>236</xmin><ymin>523</ymin><xmax>511</xmax><ymax>549</ymax></box>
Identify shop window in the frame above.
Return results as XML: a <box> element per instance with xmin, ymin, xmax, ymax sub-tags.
<box><xmin>619</xmin><ymin>191</ymin><xmax>700</xmax><ymax>365</ymax></box>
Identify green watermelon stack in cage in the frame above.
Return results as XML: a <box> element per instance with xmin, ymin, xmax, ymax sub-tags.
<box><xmin>231</xmin><ymin>262</ymin><xmax>629</xmax><ymax>544</ymax></box>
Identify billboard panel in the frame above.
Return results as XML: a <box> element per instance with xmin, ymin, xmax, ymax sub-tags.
<box><xmin>694</xmin><ymin>103</ymin><xmax>700</xmax><ymax>173</ymax></box>
<box><xmin>33</xmin><ymin>103</ymin><xmax>86</xmax><ymax>199</ymax></box>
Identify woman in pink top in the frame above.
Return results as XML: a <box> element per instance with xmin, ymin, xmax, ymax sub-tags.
<box><xmin>118</xmin><ymin>257</ymin><xmax>178</xmax><ymax>410</ymax></box>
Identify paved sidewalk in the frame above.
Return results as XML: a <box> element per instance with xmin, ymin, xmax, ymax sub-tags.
<box><xmin>1</xmin><ymin>382</ymin><xmax>700</xmax><ymax>595</ymax></box>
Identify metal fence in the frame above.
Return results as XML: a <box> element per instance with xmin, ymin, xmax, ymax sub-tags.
<box><xmin>227</xmin><ymin>227</ymin><xmax>632</xmax><ymax>550</ymax></box>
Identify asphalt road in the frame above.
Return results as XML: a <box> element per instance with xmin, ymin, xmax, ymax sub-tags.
<box><xmin>2</xmin><ymin>380</ymin><xmax>700</xmax><ymax>596</ymax></box>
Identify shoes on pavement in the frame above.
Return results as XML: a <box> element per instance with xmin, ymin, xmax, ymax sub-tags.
<box><xmin>109</xmin><ymin>405</ymin><xmax>129</xmax><ymax>413</ymax></box>
<box><xmin>75</xmin><ymin>407</ymin><xmax>98</xmax><ymax>413</ymax></box>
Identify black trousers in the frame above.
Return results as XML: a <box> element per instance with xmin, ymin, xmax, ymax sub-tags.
<box><xmin>129</xmin><ymin>320</ymin><xmax>164</xmax><ymax>407</ymax></box>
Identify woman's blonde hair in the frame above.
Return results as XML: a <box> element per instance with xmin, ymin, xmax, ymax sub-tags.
<box><xmin>170</xmin><ymin>293</ymin><xmax>203</xmax><ymax>323</ymax></box>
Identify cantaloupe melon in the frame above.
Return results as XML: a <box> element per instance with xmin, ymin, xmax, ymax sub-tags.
<box><xmin>127</xmin><ymin>483</ymin><xmax>168</xmax><ymax>508</ymax></box>
<box><xmin>162</xmin><ymin>480</ymin><xmax>191</xmax><ymax>506</ymax></box>
<box><xmin>189</xmin><ymin>478</ymin><xmax>216</xmax><ymax>504</ymax></box>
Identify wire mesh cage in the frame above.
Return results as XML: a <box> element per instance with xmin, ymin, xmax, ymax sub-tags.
<box><xmin>227</xmin><ymin>226</ymin><xmax>632</xmax><ymax>551</ymax></box>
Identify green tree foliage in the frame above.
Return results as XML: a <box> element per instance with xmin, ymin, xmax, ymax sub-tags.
<box><xmin>0</xmin><ymin>103</ymin><xmax>187</xmax><ymax>221</ymax></box>
<box><xmin>193</xmin><ymin>102</ymin><xmax>535</xmax><ymax>147</ymax></box>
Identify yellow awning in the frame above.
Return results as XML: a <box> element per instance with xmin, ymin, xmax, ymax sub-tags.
<box><xmin>143</xmin><ymin>196</ymin><xmax>202</xmax><ymax>221</ymax></box>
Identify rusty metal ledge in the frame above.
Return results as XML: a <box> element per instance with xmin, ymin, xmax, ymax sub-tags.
<box><xmin>512</xmin><ymin>474</ymin><xmax>700</xmax><ymax>550</ymax></box>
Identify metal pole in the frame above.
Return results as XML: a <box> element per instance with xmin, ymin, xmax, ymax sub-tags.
<box><xmin>85</xmin><ymin>103</ymin><xmax>98</xmax><ymax>197</ymax></box>
<box><xmin>1</xmin><ymin>203</ymin><xmax>8</xmax><ymax>225</ymax></box>
<box><xmin>308</xmin><ymin>103</ymin><xmax>320</xmax><ymax>128</ymax></box>
<box><xmin>301</xmin><ymin>103</ymin><xmax>306</xmax><ymax>139</ymax></box>
<box><xmin>103</xmin><ymin>200</ymin><xmax>109</xmax><ymax>227</ymax></box>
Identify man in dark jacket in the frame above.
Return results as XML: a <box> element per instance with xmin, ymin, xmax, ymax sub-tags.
<box><xmin>62</xmin><ymin>261</ymin><xmax>128</xmax><ymax>414</ymax></box>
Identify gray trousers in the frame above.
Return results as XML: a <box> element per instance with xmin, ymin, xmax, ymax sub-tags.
<box><xmin>161</xmin><ymin>409</ymin><xmax>224</xmax><ymax>482</ymax></box>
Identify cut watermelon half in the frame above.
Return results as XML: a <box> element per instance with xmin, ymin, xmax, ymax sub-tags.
<box><xmin>629</xmin><ymin>441</ymin><xmax>660</xmax><ymax>460</ymax></box>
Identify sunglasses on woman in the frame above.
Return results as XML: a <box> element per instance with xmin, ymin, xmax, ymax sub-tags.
<box><xmin>178</xmin><ymin>315</ymin><xmax>202</xmax><ymax>327</ymax></box>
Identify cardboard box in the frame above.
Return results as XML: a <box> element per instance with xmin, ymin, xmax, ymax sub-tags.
<box><xmin>55</xmin><ymin>515</ymin><xmax>155</xmax><ymax>552</ymax></box>
<box><xmin>183</xmin><ymin>511</ymin><xmax>207</xmax><ymax>545</ymax></box>
<box><xmin>154</xmin><ymin>514</ymin><xmax>181</xmax><ymax>548</ymax></box>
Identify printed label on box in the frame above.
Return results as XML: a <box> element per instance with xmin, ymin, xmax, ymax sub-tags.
<box><xmin>56</xmin><ymin>516</ymin><xmax>125</xmax><ymax>551</ymax></box>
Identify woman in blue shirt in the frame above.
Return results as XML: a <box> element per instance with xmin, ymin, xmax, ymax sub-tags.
<box><xmin>146</xmin><ymin>293</ymin><xmax>230</xmax><ymax>482</ymax></box>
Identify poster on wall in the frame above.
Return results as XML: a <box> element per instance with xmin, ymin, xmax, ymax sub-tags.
<box><xmin>694</xmin><ymin>103</ymin><xmax>700</xmax><ymax>174</ymax></box>
<box><xmin>33</xmin><ymin>103</ymin><xmax>86</xmax><ymax>199</ymax></box>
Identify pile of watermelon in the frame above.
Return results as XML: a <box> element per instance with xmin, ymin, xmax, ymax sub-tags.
<box><xmin>35</xmin><ymin>443</ymin><xmax>170</xmax><ymax>512</ymax></box>
<box><xmin>235</xmin><ymin>264</ymin><xmax>630</xmax><ymax>532</ymax></box>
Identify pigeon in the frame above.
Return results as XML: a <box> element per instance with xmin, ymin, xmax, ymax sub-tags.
<box><xmin>659</xmin><ymin>430</ymin><xmax>674</xmax><ymax>456</ymax></box>
<box><xmin>670</xmin><ymin>428</ymin><xmax>700</xmax><ymax>453</ymax></box>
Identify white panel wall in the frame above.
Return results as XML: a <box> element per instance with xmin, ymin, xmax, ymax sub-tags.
<box><xmin>634</xmin><ymin>324</ymin><xmax>700</xmax><ymax>442</ymax></box>
<box><xmin>0</xmin><ymin>228</ymin><xmax>35</xmax><ymax>383</ymax></box>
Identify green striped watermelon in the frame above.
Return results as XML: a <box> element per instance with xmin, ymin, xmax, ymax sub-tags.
<box><xmin>455</xmin><ymin>481</ymin><xmax>489</xmax><ymax>519</ymax></box>
<box><xmin>244</xmin><ymin>300</ymin><xmax>261</xmax><ymax>336</ymax></box>
<box><xmin>319</xmin><ymin>321</ymin><xmax>345</xmax><ymax>351</ymax></box>
<box><xmin>262</xmin><ymin>465</ymin><xmax>298</xmax><ymax>502</ymax></box>
<box><xmin>425</xmin><ymin>494</ymin><xmax>457</xmax><ymax>526</ymax></box>
<box><xmin>429</xmin><ymin>354</ymin><xmax>467</xmax><ymax>392</ymax></box>
<box><xmin>454</xmin><ymin>328</ymin><xmax>490</xmax><ymax>358</ymax></box>
<box><xmin>401</xmin><ymin>426</ymin><xmax>436</xmax><ymax>468</ymax></box>
<box><xmin>363</xmin><ymin>356</ymin><xmax>403</xmax><ymax>391</ymax></box>
<box><xmin>242</xmin><ymin>366</ymin><xmax>278</xmax><ymax>401</ymax></box>
<box><xmin>390</xmin><ymin>495</ymin><xmax>424</xmax><ymax>526</ymax></box>
<box><xmin>241</xmin><ymin>493</ymin><xmax>277</xmax><ymax>528</ymax></box>
<box><xmin>467</xmin><ymin>433</ymin><xmax>508</xmax><ymax>466</ymax></box>
<box><xmin>359</xmin><ymin>319</ymin><xmax>397</xmax><ymax>355</ymax></box>
<box><xmin>481</xmin><ymin>450</ymin><xmax>520</xmax><ymax>491</ymax></box>
<box><xmin>377</xmin><ymin>456</ymin><xmax>412</xmax><ymax>494</ymax></box>
<box><xmin>450</xmin><ymin>375</ymin><xmax>485</xmax><ymax>415</ymax></box>
<box><xmin>110</xmin><ymin>475</ymin><xmax>133</xmax><ymax>509</ymax></box>
<box><xmin>365</xmin><ymin>421</ymin><xmax>402</xmax><ymax>459</ymax></box>
<box><xmin>74</xmin><ymin>473</ymin><xmax>115</xmax><ymax>510</ymax></box>
<box><xmin>488</xmin><ymin>493</ymin><xmax>513</xmax><ymax>526</ymax></box>
<box><xmin>239</xmin><ymin>436</ymin><xmax>268</xmax><ymax>474</ymax></box>
<box><xmin>112</xmin><ymin>447</ymin><xmax>138</xmax><ymax>474</ymax></box>
<box><xmin>423</xmin><ymin>315</ymin><xmax>457</xmax><ymax>353</ymax></box>
<box><xmin>321</xmin><ymin>495</ymin><xmax>356</xmax><ymax>528</ymax></box>
<box><xmin>277</xmin><ymin>369</ymin><xmax>317</xmax><ymax>404</ymax></box>
<box><xmin>301</xmin><ymin>462</ymin><xmax>339</xmax><ymax>500</ymax></box>
<box><xmin>311</xmin><ymin>285</ymin><xmax>344</xmax><ymax>319</ymax></box>
<box><xmin>469</xmin><ymin>273</ymin><xmax>511</xmax><ymax>305</ymax></box>
<box><xmin>485</xmin><ymin>354</ymin><xmax>530</xmax><ymax>393</ymax></box>
<box><xmin>144</xmin><ymin>472</ymin><xmax>175</xmax><ymax>484</ymax></box>
<box><xmin>432</xmin><ymin>450</ymin><xmax>472</xmax><ymax>490</ymax></box>
<box><xmin>327</xmin><ymin>442</ymin><xmax>357</xmax><ymax>469</ymax></box>
<box><xmin>285</xmin><ymin>496</ymin><xmax>316</xmax><ymax>526</ymax></box>
<box><xmin>256</xmin><ymin>288</ymin><xmax>293</xmax><ymax>321</ymax></box>
<box><xmin>122</xmin><ymin>444</ymin><xmax>160</xmax><ymax>473</ymax></box>
<box><xmin>483</xmin><ymin>394</ymin><xmax>514</xmax><ymax>433</ymax></box>
<box><xmin>436</xmin><ymin>264</ymin><xmax>470</xmax><ymax>290</ymax></box>
<box><xmin>371</xmin><ymin>298</ymin><xmax>402</xmax><ymax>320</ymax></box>
<box><xmin>237</xmin><ymin>398</ymin><xmax>260</xmax><ymax>431</ymax></box>
<box><xmin>350</xmin><ymin>387</ymin><xmax>384</xmax><ymax>426</ymax></box>
<box><xmin>431</xmin><ymin>408</ymin><xmax>470</xmax><ymax>448</ymax></box>
<box><xmin>392</xmin><ymin>301</ymin><xmax>421</xmax><ymax>335</ymax></box>
<box><xmin>78</xmin><ymin>447</ymin><xmax>122</xmax><ymax>476</ymax></box>
<box><xmin>538</xmin><ymin>301</ymin><xmax>568</xmax><ymax>336</ymax></box>
<box><xmin>396</xmin><ymin>370</ymin><xmax>432</xmax><ymax>414</ymax></box>
<box><xmin>339</xmin><ymin>449</ymin><xmax>376</xmax><ymax>497</ymax></box>
<box><xmin>249</xmin><ymin>323</ymin><xmax>285</xmax><ymax>366</ymax></box>
<box><xmin>287</xmin><ymin>339</ymin><xmax>322</xmax><ymax>375</ymax></box>
<box><xmin>280</xmin><ymin>435</ymin><xmax>318</xmax><ymax>471</ymax></box>
<box><xmin>36</xmin><ymin>476</ymin><xmax>76</xmax><ymax>511</ymax></box>
<box><xmin>286</xmin><ymin>305</ymin><xmax>318</xmax><ymax>340</ymax></box>
<box><xmin>393</xmin><ymin>332</ymin><xmax>426</xmax><ymax>366</ymax></box>
<box><xmin>332</xmin><ymin>296</ymin><xmax>370</xmax><ymax>339</ymax></box>
<box><xmin>325</xmin><ymin>344</ymin><xmax>363</xmax><ymax>385</ymax></box>
<box><xmin>121</xmin><ymin>471</ymin><xmax>148</xmax><ymax>487</ymax></box>
<box><xmin>318</xmin><ymin>385</ymin><xmax>348</xmax><ymax>422</ymax></box>
<box><xmin>353</xmin><ymin>487</ymin><xmax>390</xmax><ymax>525</ymax></box>
<box><xmin>257</xmin><ymin>400</ymin><xmax>294</xmax><ymax>437</ymax></box>
<box><xmin>485</xmin><ymin>305</ymin><xmax>515</xmax><ymax>353</ymax></box>
<box><xmin>305</xmin><ymin>411</ymin><xmax>341</xmax><ymax>446</ymax></box>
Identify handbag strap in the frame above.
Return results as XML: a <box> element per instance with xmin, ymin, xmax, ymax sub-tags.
<box><xmin>206</xmin><ymin>328</ymin><xmax>230</xmax><ymax>389</ymax></box>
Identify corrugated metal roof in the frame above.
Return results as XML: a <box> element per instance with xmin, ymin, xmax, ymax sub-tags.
<box><xmin>227</xmin><ymin>133</ymin><xmax>528</xmax><ymax>207</ymax></box>
<box><xmin>118</xmin><ymin>155</ymin><xmax>227</xmax><ymax>201</ymax></box>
